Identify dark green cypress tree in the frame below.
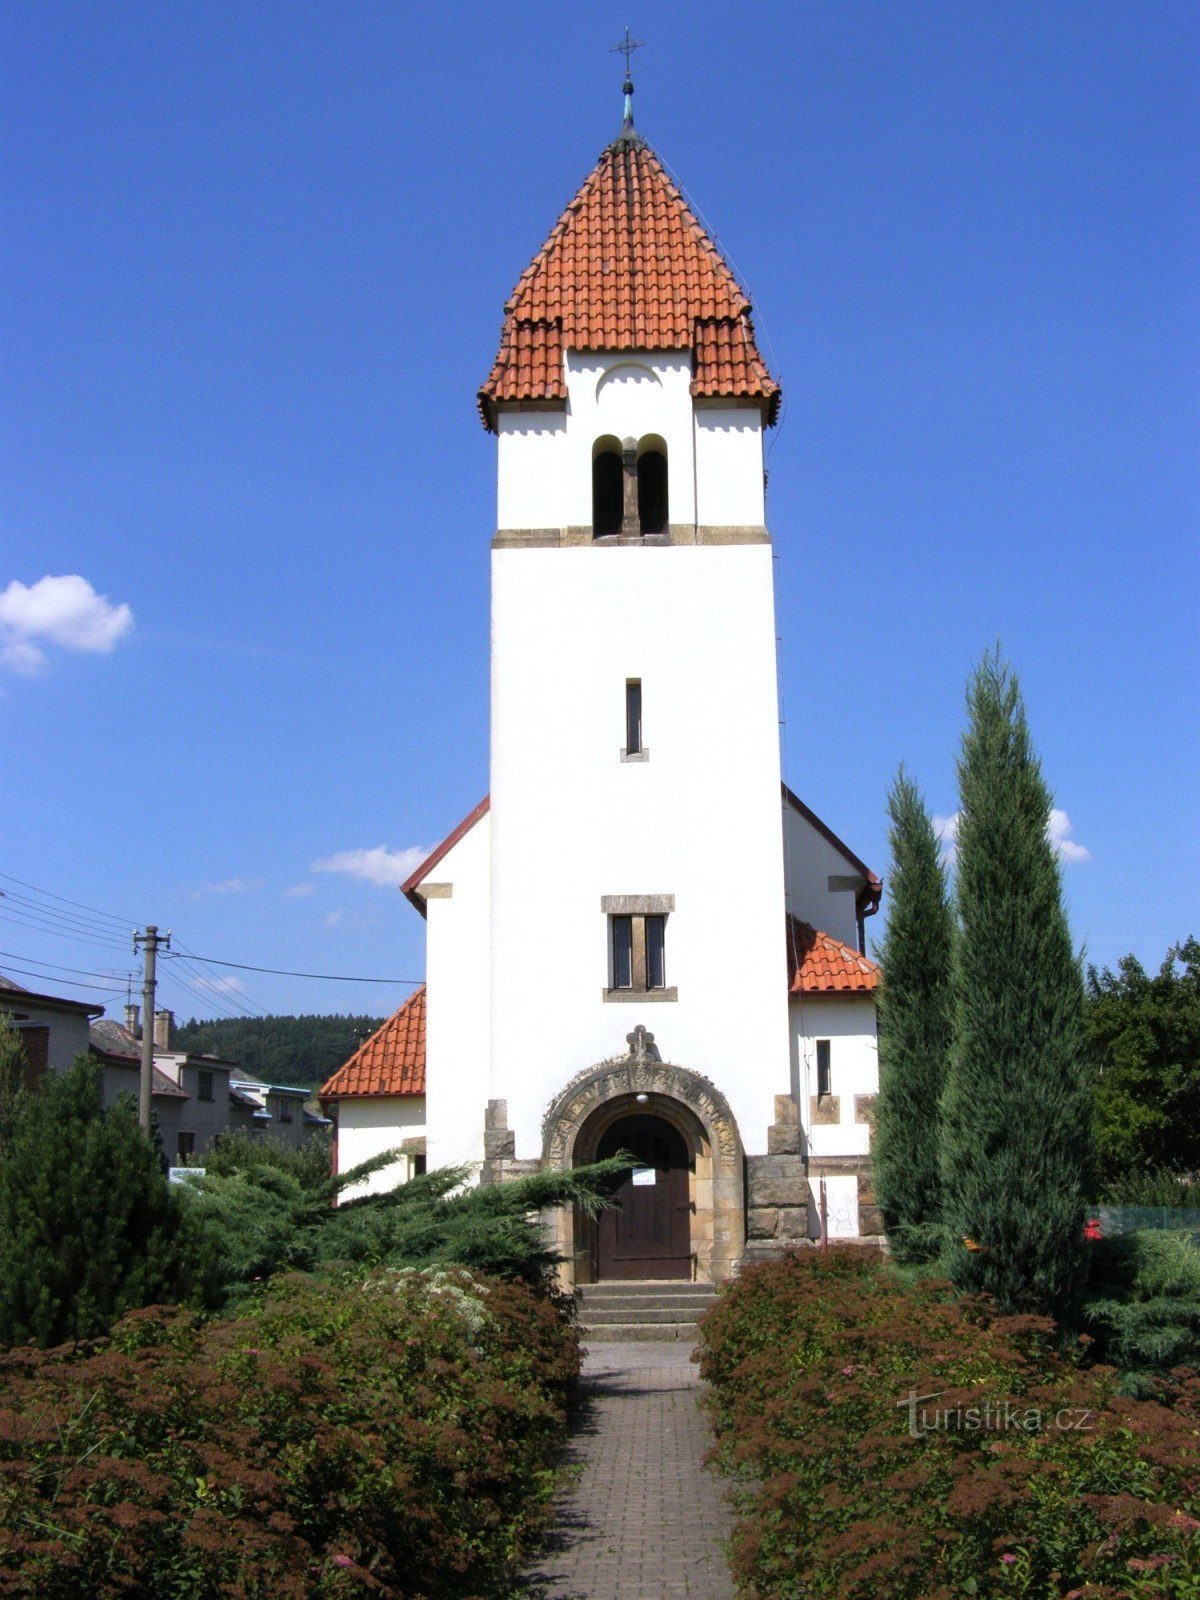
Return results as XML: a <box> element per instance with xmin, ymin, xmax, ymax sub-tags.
<box><xmin>0</xmin><ymin>1057</ymin><xmax>193</xmax><ymax>1347</ymax></box>
<box><xmin>873</xmin><ymin>768</ymin><xmax>955</xmax><ymax>1262</ymax></box>
<box><xmin>940</xmin><ymin>652</ymin><xmax>1094</xmax><ymax>1318</ymax></box>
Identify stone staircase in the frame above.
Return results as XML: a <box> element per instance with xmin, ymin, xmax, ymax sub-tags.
<box><xmin>576</xmin><ymin>1280</ymin><xmax>719</xmax><ymax>1343</ymax></box>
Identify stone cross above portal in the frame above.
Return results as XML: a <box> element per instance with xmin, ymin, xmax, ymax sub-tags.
<box><xmin>626</xmin><ymin>1024</ymin><xmax>656</xmax><ymax>1063</ymax></box>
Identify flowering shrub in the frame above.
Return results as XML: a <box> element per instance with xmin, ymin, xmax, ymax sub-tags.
<box><xmin>697</xmin><ymin>1247</ymin><xmax>1200</xmax><ymax>1599</ymax></box>
<box><xmin>0</xmin><ymin>1267</ymin><xmax>579</xmax><ymax>1598</ymax></box>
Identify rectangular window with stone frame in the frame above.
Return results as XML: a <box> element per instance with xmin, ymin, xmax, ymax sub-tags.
<box><xmin>602</xmin><ymin>894</ymin><xmax>676</xmax><ymax>1001</ymax></box>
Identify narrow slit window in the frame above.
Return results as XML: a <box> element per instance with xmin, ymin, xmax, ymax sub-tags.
<box><xmin>625</xmin><ymin>679</ymin><xmax>642</xmax><ymax>755</ymax></box>
<box><xmin>645</xmin><ymin>915</ymin><xmax>666</xmax><ymax>989</ymax></box>
<box><xmin>816</xmin><ymin>1039</ymin><xmax>832</xmax><ymax>1098</ymax></box>
<box><xmin>611</xmin><ymin>915</ymin><xmax>634</xmax><ymax>989</ymax></box>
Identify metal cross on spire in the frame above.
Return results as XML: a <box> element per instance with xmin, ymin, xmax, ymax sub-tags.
<box><xmin>610</xmin><ymin>27</ymin><xmax>645</xmax><ymax>127</ymax></box>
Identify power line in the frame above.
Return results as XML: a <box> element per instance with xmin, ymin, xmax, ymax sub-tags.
<box><xmin>0</xmin><ymin>905</ymin><xmax>133</xmax><ymax>953</ymax></box>
<box><xmin>0</xmin><ymin>872</ymin><xmax>135</xmax><ymax>929</ymax></box>
<box><xmin>0</xmin><ymin>961</ymin><xmax>125</xmax><ymax>996</ymax></box>
<box><xmin>0</xmin><ymin>949</ymin><xmax>131</xmax><ymax>982</ymax></box>
<box><xmin>163</xmin><ymin>951</ymin><xmax>419</xmax><ymax>984</ymax></box>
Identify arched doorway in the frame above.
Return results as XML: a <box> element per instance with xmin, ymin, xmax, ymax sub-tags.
<box><xmin>595</xmin><ymin>1113</ymin><xmax>692</xmax><ymax>1280</ymax></box>
<box><xmin>540</xmin><ymin>1035</ymin><xmax>746</xmax><ymax>1289</ymax></box>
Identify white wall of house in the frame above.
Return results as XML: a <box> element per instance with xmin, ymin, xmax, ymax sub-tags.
<box><xmin>495</xmin><ymin>352</ymin><xmax>766</xmax><ymax>534</ymax></box>
<box><xmin>490</xmin><ymin>533</ymin><xmax>790</xmax><ymax>1163</ymax></box>
<box><xmin>789</xmin><ymin>995</ymin><xmax>878</xmax><ymax>1161</ymax></box>
<box><xmin>782</xmin><ymin>802</ymin><xmax>866</xmax><ymax>951</ymax></box>
<box><xmin>423</xmin><ymin>815</ymin><xmax>491</xmax><ymax>1172</ymax></box>
<box><xmin>336</xmin><ymin>1095</ymin><xmax>427</xmax><ymax>1199</ymax></box>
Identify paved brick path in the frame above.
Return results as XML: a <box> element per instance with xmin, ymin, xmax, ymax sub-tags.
<box><xmin>522</xmin><ymin>1341</ymin><xmax>736</xmax><ymax>1599</ymax></box>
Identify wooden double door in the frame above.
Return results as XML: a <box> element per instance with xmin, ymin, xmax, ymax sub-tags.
<box><xmin>595</xmin><ymin>1114</ymin><xmax>692</xmax><ymax>1280</ymax></box>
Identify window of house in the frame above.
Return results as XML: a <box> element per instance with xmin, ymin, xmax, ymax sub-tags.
<box><xmin>816</xmin><ymin>1039</ymin><xmax>832</xmax><ymax>1098</ymax></box>
<box><xmin>413</xmin><ymin>1154</ymin><xmax>427</xmax><ymax>1177</ymax></box>
<box><xmin>177</xmin><ymin>1131</ymin><xmax>195</xmax><ymax>1159</ymax></box>
<box><xmin>197</xmin><ymin>1070</ymin><xmax>213</xmax><ymax>1102</ymax></box>
<box><xmin>637</xmin><ymin>444</ymin><xmax>668</xmax><ymax>534</ymax></box>
<box><xmin>625</xmin><ymin>679</ymin><xmax>642</xmax><ymax>755</ymax></box>
<box><xmin>278</xmin><ymin>1099</ymin><xmax>294</xmax><ymax>1124</ymax></box>
<box><xmin>592</xmin><ymin>440</ymin><xmax>623</xmax><ymax>536</ymax></box>
<box><xmin>610</xmin><ymin>913</ymin><xmax>667</xmax><ymax>992</ymax></box>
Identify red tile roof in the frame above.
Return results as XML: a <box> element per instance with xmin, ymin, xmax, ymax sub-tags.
<box><xmin>479</xmin><ymin>135</ymin><xmax>780</xmax><ymax>429</ymax></box>
<box><xmin>319</xmin><ymin>987</ymin><xmax>426</xmax><ymax>1101</ymax></box>
<box><xmin>787</xmin><ymin>918</ymin><xmax>880</xmax><ymax>996</ymax></box>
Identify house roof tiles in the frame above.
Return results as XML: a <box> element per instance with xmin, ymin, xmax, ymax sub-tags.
<box><xmin>319</xmin><ymin>986</ymin><xmax>426</xmax><ymax>1102</ymax></box>
<box><xmin>787</xmin><ymin>918</ymin><xmax>880</xmax><ymax>996</ymax></box>
<box><xmin>479</xmin><ymin>135</ymin><xmax>779</xmax><ymax>428</ymax></box>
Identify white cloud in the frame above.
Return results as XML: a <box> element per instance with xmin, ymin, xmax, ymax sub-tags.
<box><xmin>932</xmin><ymin>812</ymin><xmax>960</xmax><ymax>854</ymax></box>
<box><xmin>1048</xmin><ymin>809</ymin><xmax>1091</xmax><ymax>863</ymax></box>
<box><xmin>190</xmin><ymin>974</ymin><xmax>246</xmax><ymax>995</ymax></box>
<box><xmin>283</xmin><ymin>883</ymin><xmax>315</xmax><ymax>898</ymax></box>
<box><xmin>312</xmin><ymin>844</ymin><xmax>429</xmax><ymax>888</ymax></box>
<box><xmin>932</xmin><ymin>808</ymin><xmax>1089</xmax><ymax>864</ymax></box>
<box><xmin>0</xmin><ymin>574</ymin><xmax>133</xmax><ymax>674</ymax></box>
<box><xmin>190</xmin><ymin>877</ymin><xmax>265</xmax><ymax>900</ymax></box>
<box><xmin>323</xmin><ymin>908</ymin><xmax>344</xmax><ymax>928</ymax></box>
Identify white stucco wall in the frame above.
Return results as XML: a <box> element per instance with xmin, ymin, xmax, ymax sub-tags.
<box><xmin>694</xmin><ymin>407</ymin><xmax>765</xmax><ymax>527</ymax></box>
<box><xmin>423</xmin><ymin>811</ymin><xmax>492</xmax><ymax>1172</ymax></box>
<box><xmin>782</xmin><ymin>800</ymin><xmax>865</xmax><ymax>950</ymax></box>
<box><xmin>789</xmin><ymin>995</ymin><xmax>878</xmax><ymax>1161</ymax></box>
<box><xmin>490</xmin><ymin>539</ymin><xmax>789</xmax><ymax>1161</ymax></box>
<box><xmin>336</xmin><ymin>1096</ymin><xmax>427</xmax><ymax>1199</ymax></box>
<box><xmin>497</xmin><ymin>414</ymin><xmax>568</xmax><ymax>530</ymax></box>
<box><xmin>495</xmin><ymin>351</ymin><xmax>765</xmax><ymax>533</ymax></box>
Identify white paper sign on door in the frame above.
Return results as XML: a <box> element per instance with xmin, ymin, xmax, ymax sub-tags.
<box><xmin>631</xmin><ymin>1167</ymin><xmax>656</xmax><ymax>1187</ymax></box>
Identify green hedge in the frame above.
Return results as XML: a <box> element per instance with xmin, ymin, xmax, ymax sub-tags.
<box><xmin>697</xmin><ymin>1248</ymin><xmax>1200</xmax><ymax>1599</ymax></box>
<box><xmin>0</xmin><ymin>1268</ymin><xmax>578</xmax><ymax>1599</ymax></box>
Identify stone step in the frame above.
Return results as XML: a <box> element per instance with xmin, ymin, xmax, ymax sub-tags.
<box><xmin>583</xmin><ymin>1321</ymin><xmax>702</xmax><ymax>1343</ymax></box>
<box><xmin>578</xmin><ymin>1282</ymin><xmax>717</xmax><ymax>1298</ymax></box>
<box><xmin>578</xmin><ymin>1293</ymin><xmax>716</xmax><ymax>1314</ymax></box>
<box><xmin>584</xmin><ymin>1304</ymin><xmax>714</xmax><ymax>1326</ymax></box>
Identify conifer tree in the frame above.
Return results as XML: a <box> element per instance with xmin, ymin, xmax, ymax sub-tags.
<box><xmin>873</xmin><ymin>768</ymin><xmax>955</xmax><ymax>1261</ymax></box>
<box><xmin>940</xmin><ymin>652</ymin><xmax>1093</xmax><ymax>1317</ymax></box>
<box><xmin>0</xmin><ymin>1058</ymin><xmax>193</xmax><ymax>1347</ymax></box>
<box><xmin>0</xmin><ymin>1013</ymin><xmax>28</xmax><ymax>1158</ymax></box>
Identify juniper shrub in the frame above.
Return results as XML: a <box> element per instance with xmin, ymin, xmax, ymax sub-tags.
<box><xmin>697</xmin><ymin>1248</ymin><xmax>1200</xmax><ymax>1599</ymax></box>
<box><xmin>0</xmin><ymin>1267</ymin><xmax>579</xmax><ymax>1599</ymax></box>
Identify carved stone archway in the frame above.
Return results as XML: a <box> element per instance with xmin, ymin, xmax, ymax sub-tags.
<box><xmin>541</xmin><ymin>1026</ymin><xmax>746</xmax><ymax>1288</ymax></box>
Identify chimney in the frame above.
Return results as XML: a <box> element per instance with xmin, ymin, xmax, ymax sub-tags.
<box><xmin>125</xmin><ymin>1002</ymin><xmax>140</xmax><ymax>1039</ymax></box>
<box><xmin>153</xmin><ymin>1009</ymin><xmax>173</xmax><ymax>1051</ymax></box>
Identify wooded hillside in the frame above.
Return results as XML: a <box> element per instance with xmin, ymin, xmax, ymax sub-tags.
<box><xmin>172</xmin><ymin>1014</ymin><xmax>385</xmax><ymax>1089</ymax></box>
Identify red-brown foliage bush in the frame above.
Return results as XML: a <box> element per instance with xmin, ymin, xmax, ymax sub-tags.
<box><xmin>0</xmin><ymin>1267</ymin><xmax>579</xmax><ymax>1599</ymax></box>
<box><xmin>697</xmin><ymin>1247</ymin><xmax>1200</xmax><ymax>1598</ymax></box>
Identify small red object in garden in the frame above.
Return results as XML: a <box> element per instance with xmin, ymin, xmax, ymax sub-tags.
<box><xmin>1084</xmin><ymin>1218</ymin><xmax>1102</xmax><ymax>1240</ymax></box>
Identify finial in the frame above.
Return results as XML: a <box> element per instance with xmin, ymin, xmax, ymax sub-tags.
<box><xmin>610</xmin><ymin>27</ymin><xmax>645</xmax><ymax>130</ymax></box>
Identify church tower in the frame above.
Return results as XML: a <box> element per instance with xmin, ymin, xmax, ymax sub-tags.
<box><xmin>325</xmin><ymin>86</ymin><xmax>884</xmax><ymax>1284</ymax></box>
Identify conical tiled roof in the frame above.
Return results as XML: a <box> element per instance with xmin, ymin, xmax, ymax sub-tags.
<box><xmin>319</xmin><ymin>986</ymin><xmax>426</xmax><ymax>1101</ymax></box>
<box><xmin>479</xmin><ymin>134</ymin><xmax>780</xmax><ymax>429</ymax></box>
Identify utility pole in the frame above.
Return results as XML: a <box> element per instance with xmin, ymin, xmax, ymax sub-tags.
<box><xmin>133</xmin><ymin>925</ymin><xmax>170</xmax><ymax>1136</ymax></box>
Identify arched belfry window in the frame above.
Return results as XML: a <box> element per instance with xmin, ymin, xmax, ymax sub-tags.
<box><xmin>637</xmin><ymin>436</ymin><xmax>668</xmax><ymax>535</ymax></box>
<box><xmin>592</xmin><ymin>437</ymin><xmax>623</xmax><ymax>538</ymax></box>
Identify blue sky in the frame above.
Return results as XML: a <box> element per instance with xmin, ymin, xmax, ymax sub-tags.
<box><xmin>2</xmin><ymin>2</ymin><xmax>1196</xmax><ymax>1025</ymax></box>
